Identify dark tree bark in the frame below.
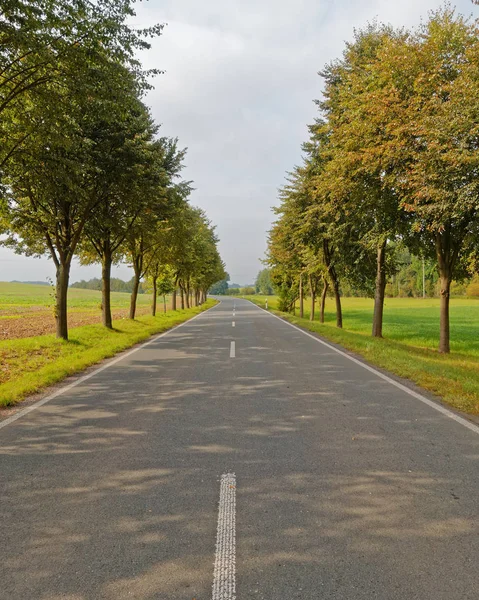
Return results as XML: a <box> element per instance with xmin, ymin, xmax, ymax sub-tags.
<box><xmin>55</xmin><ymin>261</ymin><xmax>71</xmax><ymax>340</ymax></box>
<box><xmin>172</xmin><ymin>288</ymin><xmax>177</xmax><ymax>310</ymax></box>
<box><xmin>309</xmin><ymin>275</ymin><xmax>315</xmax><ymax>321</ymax></box>
<box><xmin>332</xmin><ymin>275</ymin><xmax>342</xmax><ymax>328</ymax></box>
<box><xmin>323</xmin><ymin>239</ymin><xmax>342</xmax><ymax>328</ymax></box>
<box><xmin>320</xmin><ymin>278</ymin><xmax>329</xmax><ymax>324</ymax></box>
<box><xmin>129</xmin><ymin>262</ymin><xmax>141</xmax><ymax>320</ymax></box>
<box><xmin>299</xmin><ymin>273</ymin><xmax>304</xmax><ymax>318</ymax></box>
<box><xmin>163</xmin><ymin>295</ymin><xmax>167</xmax><ymax>313</ymax></box>
<box><xmin>101</xmin><ymin>244</ymin><xmax>113</xmax><ymax>329</ymax></box>
<box><xmin>151</xmin><ymin>276</ymin><xmax>158</xmax><ymax>316</ymax></box>
<box><xmin>180</xmin><ymin>286</ymin><xmax>185</xmax><ymax>309</ymax></box>
<box><xmin>372</xmin><ymin>239</ymin><xmax>387</xmax><ymax>338</ymax></box>
<box><xmin>436</xmin><ymin>229</ymin><xmax>456</xmax><ymax>354</ymax></box>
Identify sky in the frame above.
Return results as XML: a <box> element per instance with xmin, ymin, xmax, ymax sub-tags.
<box><xmin>0</xmin><ymin>0</ymin><xmax>475</xmax><ymax>285</ymax></box>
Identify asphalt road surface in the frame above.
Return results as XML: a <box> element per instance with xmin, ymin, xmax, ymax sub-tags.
<box><xmin>1</xmin><ymin>297</ymin><xmax>478</xmax><ymax>600</ymax></box>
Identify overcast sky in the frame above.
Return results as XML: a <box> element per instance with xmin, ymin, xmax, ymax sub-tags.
<box><xmin>0</xmin><ymin>0</ymin><xmax>475</xmax><ymax>285</ymax></box>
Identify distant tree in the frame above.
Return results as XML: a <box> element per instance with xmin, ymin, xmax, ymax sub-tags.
<box><xmin>210</xmin><ymin>275</ymin><xmax>230</xmax><ymax>295</ymax></box>
<box><xmin>255</xmin><ymin>269</ymin><xmax>274</xmax><ymax>295</ymax></box>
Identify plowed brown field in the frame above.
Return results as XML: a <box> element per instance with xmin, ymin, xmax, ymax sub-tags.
<box><xmin>0</xmin><ymin>305</ymin><xmax>172</xmax><ymax>340</ymax></box>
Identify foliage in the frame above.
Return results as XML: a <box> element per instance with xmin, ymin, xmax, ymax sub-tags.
<box><xmin>71</xmin><ymin>277</ymin><xmax>147</xmax><ymax>294</ymax></box>
<box><xmin>0</xmin><ymin>4</ymin><xmax>225</xmax><ymax>338</ymax></box>
<box><xmin>255</xmin><ymin>268</ymin><xmax>274</xmax><ymax>295</ymax></box>
<box><xmin>268</xmin><ymin>7</ymin><xmax>479</xmax><ymax>352</ymax></box>
<box><xmin>209</xmin><ymin>275</ymin><xmax>230</xmax><ymax>295</ymax></box>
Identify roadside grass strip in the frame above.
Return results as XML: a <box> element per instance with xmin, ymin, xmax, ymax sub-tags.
<box><xmin>245</xmin><ymin>296</ymin><xmax>479</xmax><ymax>416</ymax></box>
<box><xmin>0</xmin><ymin>300</ymin><xmax>217</xmax><ymax>407</ymax></box>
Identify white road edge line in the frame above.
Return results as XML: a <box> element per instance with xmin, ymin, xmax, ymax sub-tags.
<box><xmin>230</xmin><ymin>341</ymin><xmax>236</xmax><ymax>358</ymax></box>
<box><xmin>253</xmin><ymin>302</ymin><xmax>479</xmax><ymax>436</ymax></box>
<box><xmin>212</xmin><ymin>473</ymin><xmax>236</xmax><ymax>600</ymax></box>
<box><xmin>0</xmin><ymin>303</ymin><xmax>220</xmax><ymax>432</ymax></box>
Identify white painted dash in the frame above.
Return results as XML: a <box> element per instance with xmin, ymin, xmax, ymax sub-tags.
<box><xmin>230</xmin><ymin>341</ymin><xmax>236</xmax><ymax>358</ymax></box>
<box><xmin>232</xmin><ymin>322</ymin><xmax>235</xmax><ymax>328</ymax></box>
<box><xmin>212</xmin><ymin>473</ymin><xmax>236</xmax><ymax>600</ymax></box>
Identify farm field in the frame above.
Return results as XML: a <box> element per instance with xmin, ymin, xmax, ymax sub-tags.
<box><xmin>0</xmin><ymin>282</ymin><xmax>169</xmax><ymax>340</ymax></box>
<box><xmin>0</xmin><ymin>282</ymin><xmax>209</xmax><ymax>408</ymax></box>
<box><xmin>243</xmin><ymin>295</ymin><xmax>479</xmax><ymax>415</ymax></box>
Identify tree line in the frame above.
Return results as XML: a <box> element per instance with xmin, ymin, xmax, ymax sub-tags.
<box><xmin>267</xmin><ymin>4</ymin><xmax>479</xmax><ymax>353</ymax></box>
<box><xmin>0</xmin><ymin>1</ymin><xmax>226</xmax><ymax>340</ymax></box>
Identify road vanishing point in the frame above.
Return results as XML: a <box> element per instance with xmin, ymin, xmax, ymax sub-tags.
<box><xmin>1</xmin><ymin>297</ymin><xmax>478</xmax><ymax>599</ymax></box>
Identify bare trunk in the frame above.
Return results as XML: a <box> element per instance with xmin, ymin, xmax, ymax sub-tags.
<box><xmin>151</xmin><ymin>277</ymin><xmax>157</xmax><ymax>316</ymax></box>
<box><xmin>129</xmin><ymin>272</ymin><xmax>140</xmax><ymax>319</ymax></box>
<box><xmin>55</xmin><ymin>261</ymin><xmax>70</xmax><ymax>340</ymax></box>
<box><xmin>180</xmin><ymin>287</ymin><xmax>185</xmax><ymax>310</ymax></box>
<box><xmin>436</xmin><ymin>230</ymin><xmax>454</xmax><ymax>354</ymax></box>
<box><xmin>309</xmin><ymin>275</ymin><xmax>315</xmax><ymax>321</ymax></box>
<box><xmin>328</xmin><ymin>267</ymin><xmax>342</xmax><ymax>329</ymax></box>
<box><xmin>439</xmin><ymin>275</ymin><xmax>451</xmax><ymax>353</ymax></box>
<box><xmin>172</xmin><ymin>287</ymin><xmax>177</xmax><ymax>310</ymax></box>
<box><xmin>185</xmin><ymin>284</ymin><xmax>190</xmax><ymax>309</ymax></box>
<box><xmin>372</xmin><ymin>240</ymin><xmax>387</xmax><ymax>338</ymax></box>
<box><xmin>163</xmin><ymin>295</ymin><xmax>167</xmax><ymax>313</ymax></box>
<box><xmin>320</xmin><ymin>279</ymin><xmax>328</xmax><ymax>324</ymax></box>
<box><xmin>299</xmin><ymin>274</ymin><xmax>304</xmax><ymax>318</ymax></box>
<box><xmin>323</xmin><ymin>240</ymin><xmax>342</xmax><ymax>328</ymax></box>
<box><xmin>101</xmin><ymin>246</ymin><xmax>113</xmax><ymax>329</ymax></box>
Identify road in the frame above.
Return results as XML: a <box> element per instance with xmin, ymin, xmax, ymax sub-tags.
<box><xmin>0</xmin><ymin>297</ymin><xmax>478</xmax><ymax>599</ymax></box>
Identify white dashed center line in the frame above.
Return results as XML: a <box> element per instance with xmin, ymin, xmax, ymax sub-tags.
<box><xmin>232</xmin><ymin>322</ymin><xmax>235</xmax><ymax>328</ymax></box>
<box><xmin>212</xmin><ymin>473</ymin><xmax>236</xmax><ymax>600</ymax></box>
<box><xmin>230</xmin><ymin>341</ymin><xmax>236</xmax><ymax>358</ymax></box>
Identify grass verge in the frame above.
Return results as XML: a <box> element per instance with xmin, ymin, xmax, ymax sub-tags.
<box><xmin>0</xmin><ymin>300</ymin><xmax>217</xmax><ymax>407</ymax></box>
<box><xmin>245</xmin><ymin>296</ymin><xmax>479</xmax><ymax>416</ymax></box>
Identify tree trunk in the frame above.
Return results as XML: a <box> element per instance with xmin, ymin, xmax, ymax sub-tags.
<box><xmin>372</xmin><ymin>240</ymin><xmax>387</xmax><ymax>338</ymax></box>
<box><xmin>151</xmin><ymin>276</ymin><xmax>157</xmax><ymax>316</ymax></box>
<box><xmin>163</xmin><ymin>295</ymin><xmax>167</xmax><ymax>313</ymax></box>
<box><xmin>323</xmin><ymin>239</ymin><xmax>342</xmax><ymax>328</ymax></box>
<box><xmin>180</xmin><ymin>287</ymin><xmax>185</xmax><ymax>309</ymax></box>
<box><xmin>439</xmin><ymin>274</ymin><xmax>451</xmax><ymax>353</ymax></box>
<box><xmin>55</xmin><ymin>261</ymin><xmax>71</xmax><ymax>340</ymax></box>
<box><xmin>320</xmin><ymin>279</ymin><xmax>328</xmax><ymax>324</ymax></box>
<box><xmin>101</xmin><ymin>247</ymin><xmax>113</xmax><ymax>329</ymax></box>
<box><xmin>309</xmin><ymin>275</ymin><xmax>315</xmax><ymax>321</ymax></box>
<box><xmin>436</xmin><ymin>230</ymin><xmax>453</xmax><ymax>353</ymax></box>
<box><xmin>129</xmin><ymin>272</ymin><xmax>140</xmax><ymax>319</ymax></box>
<box><xmin>185</xmin><ymin>285</ymin><xmax>190</xmax><ymax>309</ymax></box>
<box><xmin>299</xmin><ymin>273</ymin><xmax>304</xmax><ymax>318</ymax></box>
<box><xmin>333</xmin><ymin>280</ymin><xmax>342</xmax><ymax>328</ymax></box>
<box><xmin>172</xmin><ymin>288</ymin><xmax>177</xmax><ymax>310</ymax></box>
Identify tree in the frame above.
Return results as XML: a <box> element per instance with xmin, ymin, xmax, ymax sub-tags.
<box><xmin>122</xmin><ymin>138</ymin><xmax>189</xmax><ymax>319</ymax></box>
<box><xmin>79</xmin><ymin>98</ymin><xmax>161</xmax><ymax>328</ymax></box>
<box><xmin>319</xmin><ymin>25</ymin><xmax>407</xmax><ymax>337</ymax></box>
<box><xmin>255</xmin><ymin>269</ymin><xmax>274</xmax><ymax>295</ymax></box>
<box><xmin>210</xmin><ymin>277</ymin><xmax>229</xmax><ymax>295</ymax></box>
<box><xmin>0</xmin><ymin>1</ymin><xmax>163</xmax><ymax>172</ymax></box>
<box><xmin>0</xmin><ymin>2</ymin><xmax>163</xmax><ymax>339</ymax></box>
<box><xmin>370</xmin><ymin>8</ymin><xmax>479</xmax><ymax>352</ymax></box>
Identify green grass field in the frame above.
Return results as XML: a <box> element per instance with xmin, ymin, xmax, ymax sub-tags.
<box><xmin>243</xmin><ymin>295</ymin><xmax>479</xmax><ymax>416</ymax></box>
<box><xmin>0</xmin><ymin>281</ymin><xmax>152</xmax><ymax>311</ymax></box>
